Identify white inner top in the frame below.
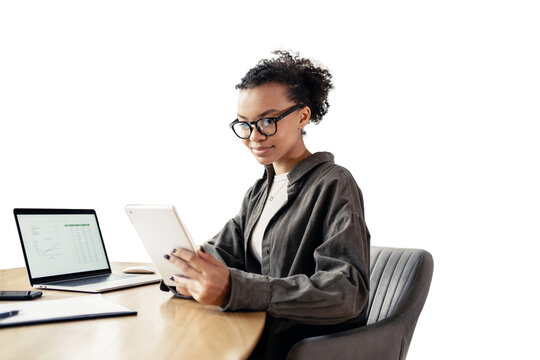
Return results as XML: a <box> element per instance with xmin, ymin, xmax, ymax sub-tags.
<box><xmin>250</xmin><ymin>172</ymin><xmax>289</xmax><ymax>262</ymax></box>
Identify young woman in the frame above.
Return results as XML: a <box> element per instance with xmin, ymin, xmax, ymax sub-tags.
<box><xmin>163</xmin><ymin>50</ymin><xmax>370</xmax><ymax>359</ymax></box>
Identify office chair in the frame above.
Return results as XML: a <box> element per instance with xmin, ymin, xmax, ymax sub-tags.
<box><xmin>286</xmin><ymin>246</ymin><xmax>434</xmax><ymax>360</ymax></box>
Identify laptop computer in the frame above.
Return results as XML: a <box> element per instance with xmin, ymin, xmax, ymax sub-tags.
<box><xmin>13</xmin><ymin>208</ymin><xmax>161</xmax><ymax>293</ymax></box>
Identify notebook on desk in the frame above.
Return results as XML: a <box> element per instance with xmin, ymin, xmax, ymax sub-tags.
<box><xmin>0</xmin><ymin>294</ymin><xmax>136</xmax><ymax>328</ymax></box>
<box><xmin>13</xmin><ymin>208</ymin><xmax>161</xmax><ymax>293</ymax></box>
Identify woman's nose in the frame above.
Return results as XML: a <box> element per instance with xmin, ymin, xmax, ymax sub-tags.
<box><xmin>249</xmin><ymin>126</ymin><xmax>266</xmax><ymax>141</ymax></box>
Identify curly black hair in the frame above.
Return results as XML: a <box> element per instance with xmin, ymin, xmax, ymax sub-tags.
<box><xmin>235</xmin><ymin>50</ymin><xmax>334</xmax><ymax>125</ymax></box>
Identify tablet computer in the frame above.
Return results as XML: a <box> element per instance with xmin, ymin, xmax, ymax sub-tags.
<box><xmin>125</xmin><ymin>204</ymin><xmax>197</xmax><ymax>287</ymax></box>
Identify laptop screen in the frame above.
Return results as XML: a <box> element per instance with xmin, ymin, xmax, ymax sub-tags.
<box><xmin>15</xmin><ymin>212</ymin><xmax>110</xmax><ymax>278</ymax></box>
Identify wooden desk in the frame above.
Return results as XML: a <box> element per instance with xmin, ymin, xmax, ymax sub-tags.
<box><xmin>0</xmin><ymin>262</ymin><xmax>265</xmax><ymax>360</ymax></box>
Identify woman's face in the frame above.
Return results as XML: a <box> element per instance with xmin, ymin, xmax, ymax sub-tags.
<box><xmin>236</xmin><ymin>82</ymin><xmax>310</xmax><ymax>170</ymax></box>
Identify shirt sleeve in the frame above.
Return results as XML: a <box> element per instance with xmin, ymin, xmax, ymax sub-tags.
<box><xmin>220</xmin><ymin>169</ymin><xmax>370</xmax><ymax>326</ymax></box>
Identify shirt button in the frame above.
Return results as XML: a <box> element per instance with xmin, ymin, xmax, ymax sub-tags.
<box><xmin>265</xmin><ymin>249</ymin><xmax>270</xmax><ymax>255</ymax></box>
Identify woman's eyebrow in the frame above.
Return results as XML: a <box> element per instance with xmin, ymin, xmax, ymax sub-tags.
<box><xmin>259</xmin><ymin>109</ymin><xmax>279</xmax><ymax>117</ymax></box>
<box><xmin>237</xmin><ymin>108</ymin><xmax>279</xmax><ymax>120</ymax></box>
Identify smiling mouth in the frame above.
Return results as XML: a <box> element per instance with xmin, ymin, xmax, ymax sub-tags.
<box><xmin>251</xmin><ymin>146</ymin><xmax>274</xmax><ymax>156</ymax></box>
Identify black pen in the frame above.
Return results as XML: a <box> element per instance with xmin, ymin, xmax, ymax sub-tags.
<box><xmin>0</xmin><ymin>310</ymin><xmax>19</xmax><ymax>319</ymax></box>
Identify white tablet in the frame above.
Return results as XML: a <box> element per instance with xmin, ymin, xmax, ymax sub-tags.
<box><xmin>125</xmin><ymin>204</ymin><xmax>197</xmax><ymax>287</ymax></box>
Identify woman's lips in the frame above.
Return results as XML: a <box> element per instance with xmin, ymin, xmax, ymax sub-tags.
<box><xmin>251</xmin><ymin>146</ymin><xmax>274</xmax><ymax>156</ymax></box>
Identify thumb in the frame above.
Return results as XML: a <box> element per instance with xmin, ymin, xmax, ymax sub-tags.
<box><xmin>197</xmin><ymin>246</ymin><xmax>225</xmax><ymax>267</ymax></box>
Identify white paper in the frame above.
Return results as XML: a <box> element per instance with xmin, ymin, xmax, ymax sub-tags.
<box><xmin>0</xmin><ymin>294</ymin><xmax>135</xmax><ymax>326</ymax></box>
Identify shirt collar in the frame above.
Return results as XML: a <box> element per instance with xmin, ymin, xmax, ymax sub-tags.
<box><xmin>263</xmin><ymin>152</ymin><xmax>335</xmax><ymax>184</ymax></box>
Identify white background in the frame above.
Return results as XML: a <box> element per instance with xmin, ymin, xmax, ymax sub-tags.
<box><xmin>1</xmin><ymin>1</ymin><xmax>538</xmax><ymax>358</ymax></box>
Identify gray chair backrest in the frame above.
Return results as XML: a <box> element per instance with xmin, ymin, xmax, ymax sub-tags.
<box><xmin>286</xmin><ymin>246</ymin><xmax>433</xmax><ymax>360</ymax></box>
<box><xmin>367</xmin><ymin>246</ymin><xmax>427</xmax><ymax>325</ymax></box>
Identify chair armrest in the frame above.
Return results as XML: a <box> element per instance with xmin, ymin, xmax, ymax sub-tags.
<box><xmin>286</xmin><ymin>316</ymin><xmax>405</xmax><ymax>360</ymax></box>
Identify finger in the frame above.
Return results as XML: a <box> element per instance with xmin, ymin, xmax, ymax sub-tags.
<box><xmin>175</xmin><ymin>284</ymin><xmax>190</xmax><ymax>296</ymax></box>
<box><xmin>171</xmin><ymin>247</ymin><xmax>209</xmax><ymax>272</ymax></box>
<box><xmin>173</xmin><ymin>283</ymin><xmax>192</xmax><ymax>297</ymax></box>
<box><xmin>164</xmin><ymin>253</ymin><xmax>202</xmax><ymax>280</ymax></box>
<box><xmin>197</xmin><ymin>247</ymin><xmax>225</xmax><ymax>268</ymax></box>
<box><xmin>171</xmin><ymin>274</ymin><xmax>194</xmax><ymax>291</ymax></box>
<box><xmin>176</xmin><ymin>287</ymin><xmax>191</xmax><ymax>297</ymax></box>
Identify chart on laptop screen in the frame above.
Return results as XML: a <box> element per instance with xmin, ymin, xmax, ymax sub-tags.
<box><xmin>17</xmin><ymin>214</ymin><xmax>109</xmax><ymax>278</ymax></box>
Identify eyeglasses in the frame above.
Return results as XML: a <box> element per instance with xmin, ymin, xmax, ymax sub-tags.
<box><xmin>229</xmin><ymin>104</ymin><xmax>304</xmax><ymax>139</ymax></box>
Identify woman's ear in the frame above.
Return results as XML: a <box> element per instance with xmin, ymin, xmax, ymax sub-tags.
<box><xmin>298</xmin><ymin>106</ymin><xmax>311</xmax><ymax>129</ymax></box>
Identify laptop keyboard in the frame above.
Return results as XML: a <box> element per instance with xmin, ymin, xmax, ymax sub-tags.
<box><xmin>50</xmin><ymin>273</ymin><xmax>136</xmax><ymax>287</ymax></box>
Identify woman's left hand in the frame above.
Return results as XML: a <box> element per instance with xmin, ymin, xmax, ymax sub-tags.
<box><xmin>165</xmin><ymin>246</ymin><xmax>231</xmax><ymax>306</ymax></box>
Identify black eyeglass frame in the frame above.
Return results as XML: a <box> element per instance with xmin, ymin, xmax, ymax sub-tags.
<box><xmin>229</xmin><ymin>104</ymin><xmax>305</xmax><ymax>139</ymax></box>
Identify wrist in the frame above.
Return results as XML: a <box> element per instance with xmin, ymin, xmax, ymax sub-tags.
<box><xmin>219</xmin><ymin>272</ymin><xmax>232</xmax><ymax>306</ymax></box>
